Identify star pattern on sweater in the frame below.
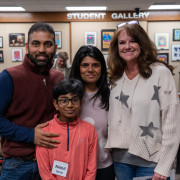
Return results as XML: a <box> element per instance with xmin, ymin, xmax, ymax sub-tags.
<box><xmin>140</xmin><ymin>122</ymin><xmax>158</xmax><ymax>138</ymax></box>
<box><xmin>151</xmin><ymin>85</ymin><xmax>161</xmax><ymax>103</ymax></box>
<box><xmin>115</xmin><ymin>91</ymin><xmax>129</xmax><ymax>108</ymax></box>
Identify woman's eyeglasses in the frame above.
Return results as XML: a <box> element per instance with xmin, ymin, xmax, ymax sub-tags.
<box><xmin>116</xmin><ymin>20</ymin><xmax>139</xmax><ymax>28</ymax></box>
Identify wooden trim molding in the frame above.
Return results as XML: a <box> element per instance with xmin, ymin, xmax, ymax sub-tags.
<box><xmin>0</xmin><ymin>10</ymin><xmax>180</xmax><ymax>22</ymax></box>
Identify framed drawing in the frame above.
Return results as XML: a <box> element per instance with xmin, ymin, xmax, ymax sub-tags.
<box><xmin>0</xmin><ymin>36</ymin><xmax>3</xmax><ymax>48</ymax></box>
<box><xmin>55</xmin><ymin>31</ymin><xmax>62</xmax><ymax>49</ymax></box>
<box><xmin>173</xmin><ymin>29</ymin><xmax>180</xmax><ymax>41</ymax></box>
<box><xmin>12</xmin><ymin>49</ymin><xmax>23</xmax><ymax>62</ymax></box>
<box><xmin>172</xmin><ymin>45</ymin><xmax>180</xmax><ymax>61</ymax></box>
<box><xmin>85</xmin><ymin>32</ymin><xmax>97</xmax><ymax>46</ymax></box>
<box><xmin>157</xmin><ymin>53</ymin><xmax>169</xmax><ymax>64</ymax></box>
<box><xmin>9</xmin><ymin>33</ymin><xmax>25</xmax><ymax>47</ymax></box>
<box><xmin>0</xmin><ymin>50</ymin><xmax>4</xmax><ymax>63</ymax></box>
<box><xmin>101</xmin><ymin>29</ymin><xmax>115</xmax><ymax>51</ymax></box>
<box><xmin>155</xmin><ymin>33</ymin><xmax>169</xmax><ymax>50</ymax></box>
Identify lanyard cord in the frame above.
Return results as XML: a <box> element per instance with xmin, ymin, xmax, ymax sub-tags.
<box><xmin>122</xmin><ymin>74</ymin><xmax>140</xmax><ymax>111</ymax></box>
<box><xmin>51</xmin><ymin>119</ymin><xmax>81</xmax><ymax>164</ymax></box>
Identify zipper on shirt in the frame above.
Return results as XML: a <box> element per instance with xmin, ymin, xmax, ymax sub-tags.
<box><xmin>67</xmin><ymin>123</ymin><xmax>69</xmax><ymax>151</ymax></box>
<box><xmin>43</xmin><ymin>78</ymin><xmax>47</xmax><ymax>88</ymax></box>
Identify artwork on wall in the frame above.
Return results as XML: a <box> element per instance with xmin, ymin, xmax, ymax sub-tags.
<box><xmin>55</xmin><ymin>31</ymin><xmax>62</xmax><ymax>49</ymax></box>
<box><xmin>173</xmin><ymin>29</ymin><xmax>180</xmax><ymax>41</ymax></box>
<box><xmin>103</xmin><ymin>54</ymin><xmax>108</xmax><ymax>67</ymax></box>
<box><xmin>12</xmin><ymin>49</ymin><xmax>23</xmax><ymax>62</ymax></box>
<box><xmin>155</xmin><ymin>33</ymin><xmax>169</xmax><ymax>50</ymax></box>
<box><xmin>172</xmin><ymin>45</ymin><xmax>180</xmax><ymax>61</ymax></box>
<box><xmin>157</xmin><ymin>53</ymin><xmax>169</xmax><ymax>64</ymax></box>
<box><xmin>84</xmin><ymin>32</ymin><xmax>97</xmax><ymax>46</ymax></box>
<box><xmin>101</xmin><ymin>29</ymin><xmax>115</xmax><ymax>51</ymax></box>
<box><xmin>9</xmin><ymin>33</ymin><xmax>25</xmax><ymax>47</ymax></box>
<box><xmin>0</xmin><ymin>36</ymin><xmax>3</xmax><ymax>48</ymax></box>
<box><xmin>0</xmin><ymin>50</ymin><xmax>4</xmax><ymax>63</ymax></box>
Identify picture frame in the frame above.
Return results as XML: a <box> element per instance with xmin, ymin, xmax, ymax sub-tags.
<box><xmin>157</xmin><ymin>53</ymin><xmax>169</xmax><ymax>64</ymax></box>
<box><xmin>55</xmin><ymin>31</ymin><xmax>62</xmax><ymax>49</ymax></box>
<box><xmin>172</xmin><ymin>45</ymin><xmax>180</xmax><ymax>61</ymax></box>
<box><xmin>0</xmin><ymin>50</ymin><xmax>4</xmax><ymax>63</ymax></box>
<box><xmin>173</xmin><ymin>29</ymin><xmax>180</xmax><ymax>41</ymax></box>
<box><xmin>155</xmin><ymin>33</ymin><xmax>169</xmax><ymax>50</ymax></box>
<box><xmin>85</xmin><ymin>32</ymin><xmax>97</xmax><ymax>46</ymax></box>
<box><xmin>9</xmin><ymin>33</ymin><xmax>25</xmax><ymax>47</ymax></box>
<box><xmin>101</xmin><ymin>29</ymin><xmax>115</xmax><ymax>51</ymax></box>
<box><xmin>12</xmin><ymin>49</ymin><xmax>23</xmax><ymax>62</ymax></box>
<box><xmin>0</xmin><ymin>36</ymin><xmax>3</xmax><ymax>48</ymax></box>
<box><xmin>103</xmin><ymin>54</ymin><xmax>109</xmax><ymax>67</ymax></box>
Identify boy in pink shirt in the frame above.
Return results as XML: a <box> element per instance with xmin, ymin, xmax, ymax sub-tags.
<box><xmin>36</xmin><ymin>79</ymin><xmax>98</xmax><ymax>180</ymax></box>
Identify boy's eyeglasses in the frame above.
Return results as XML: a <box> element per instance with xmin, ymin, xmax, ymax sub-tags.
<box><xmin>57</xmin><ymin>97</ymin><xmax>80</xmax><ymax>106</ymax></box>
<box><xmin>116</xmin><ymin>20</ymin><xmax>139</xmax><ymax>28</ymax></box>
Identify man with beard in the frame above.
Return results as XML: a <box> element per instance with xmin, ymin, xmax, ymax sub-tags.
<box><xmin>0</xmin><ymin>22</ymin><xmax>64</xmax><ymax>179</ymax></box>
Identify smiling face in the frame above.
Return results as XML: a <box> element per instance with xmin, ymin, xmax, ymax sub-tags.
<box><xmin>53</xmin><ymin>93</ymin><xmax>81</xmax><ymax>123</ymax></box>
<box><xmin>26</xmin><ymin>31</ymin><xmax>57</xmax><ymax>72</ymax></box>
<box><xmin>80</xmin><ymin>56</ymin><xmax>101</xmax><ymax>89</ymax></box>
<box><xmin>118</xmin><ymin>29</ymin><xmax>141</xmax><ymax>64</ymax></box>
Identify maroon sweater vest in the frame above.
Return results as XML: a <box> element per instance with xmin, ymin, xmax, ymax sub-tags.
<box><xmin>2</xmin><ymin>55</ymin><xmax>64</xmax><ymax>158</ymax></box>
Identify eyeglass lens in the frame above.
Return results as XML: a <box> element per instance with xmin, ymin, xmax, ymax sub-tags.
<box><xmin>58</xmin><ymin>97</ymin><xmax>80</xmax><ymax>106</ymax></box>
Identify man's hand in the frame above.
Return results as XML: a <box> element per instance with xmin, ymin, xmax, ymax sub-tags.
<box><xmin>152</xmin><ymin>172</ymin><xmax>167</xmax><ymax>180</ymax></box>
<box><xmin>34</xmin><ymin>122</ymin><xmax>60</xmax><ymax>148</ymax></box>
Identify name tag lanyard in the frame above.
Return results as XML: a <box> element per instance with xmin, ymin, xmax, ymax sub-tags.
<box><xmin>51</xmin><ymin>119</ymin><xmax>81</xmax><ymax>167</ymax></box>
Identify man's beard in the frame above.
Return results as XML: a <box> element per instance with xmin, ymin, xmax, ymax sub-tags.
<box><xmin>28</xmin><ymin>52</ymin><xmax>54</xmax><ymax>67</ymax></box>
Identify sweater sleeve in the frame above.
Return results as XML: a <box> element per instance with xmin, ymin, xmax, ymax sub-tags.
<box><xmin>154</xmin><ymin>66</ymin><xmax>180</xmax><ymax>177</ymax></box>
<box><xmin>36</xmin><ymin>145</ymin><xmax>56</xmax><ymax>180</ymax></box>
<box><xmin>0</xmin><ymin>70</ymin><xmax>34</xmax><ymax>143</ymax></box>
<box><xmin>84</xmin><ymin>126</ymin><xmax>98</xmax><ymax>180</ymax></box>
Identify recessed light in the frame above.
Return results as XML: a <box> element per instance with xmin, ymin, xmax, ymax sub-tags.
<box><xmin>0</xmin><ymin>7</ymin><xmax>25</xmax><ymax>11</ymax></box>
<box><xmin>149</xmin><ymin>5</ymin><xmax>180</xmax><ymax>10</ymax></box>
<box><xmin>66</xmin><ymin>6</ymin><xmax>107</xmax><ymax>11</ymax></box>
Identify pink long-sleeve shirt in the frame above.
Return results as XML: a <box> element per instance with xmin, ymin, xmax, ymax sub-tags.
<box><xmin>36</xmin><ymin>114</ymin><xmax>97</xmax><ymax>180</ymax></box>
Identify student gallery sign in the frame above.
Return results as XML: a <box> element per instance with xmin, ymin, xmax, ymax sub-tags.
<box><xmin>67</xmin><ymin>12</ymin><xmax>150</xmax><ymax>20</ymax></box>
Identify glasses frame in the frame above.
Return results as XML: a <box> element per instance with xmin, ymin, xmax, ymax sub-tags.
<box><xmin>57</xmin><ymin>97</ymin><xmax>80</xmax><ymax>106</ymax></box>
<box><xmin>116</xmin><ymin>20</ymin><xmax>139</xmax><ymax>28</ymax></box>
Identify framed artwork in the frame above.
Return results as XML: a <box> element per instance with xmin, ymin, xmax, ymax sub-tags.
<box><xmin>155</xmin><ymin>33</ymin><xmax>169</xmax><ymax>50</ymax></box>
<box><xmin>173</xmin><ymin>29</ymin><xmax>180</xmax><ymax>41</ymax></box>
<box><xmin>172</xmin><ymin>45</ymin><xmax>180</xmax><ymax>61</ymax></box>
<box><xmin>85</xmin><ymin>32</ymin><xmax>97</xmax><ymax>46</ymax></box>
<box><xmin>0</xmin><ymin>50</ymin><xmax>4</xmax><ymax>63</ymax></box>
<box><xmin>12</xmin><ymin>49</ymin><xmax>23</xmax><ymax>62</ymax></box>
<box><xmin>0</xmin><ymin>36</ymin><xmax>3</xmax><ymax>48</ymax></box>
<box><xmin>157</xmin><ymin>53</ymin><xmax>169</xmax><ymax>64</ymax></box>
<box><xmin>55</xmin><ymin>31</ymin><xmax>62</xmax><ymax>49</ymax></box>
<box><xmin>9</xmin><ymin>33</ymin><xmax>25</xmax><ymax>47</ymax></box>
<box><xmin>103</xmin><ymin>54</ymin><xmax>109</xmax><ymax>67</ymax></box>
<box><xmin>101</xmin><ymin>29</ymin><xmax>115</xmax><ymax>51</ymax></box>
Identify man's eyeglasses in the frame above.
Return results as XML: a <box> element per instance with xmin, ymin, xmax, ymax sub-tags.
<box><xmin>116</xmin><ymin>20</ymin><xmax>139</xmax><ymax>28</ymax></box>
<box><xmin>57</xmin><ymin>97</ymin><xmax>80</xmax><ymax>106</ymax></box>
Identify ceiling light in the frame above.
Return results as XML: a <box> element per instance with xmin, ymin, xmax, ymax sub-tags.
<box><xmin>149</xmin><ymin>5</ymin><xmax>180</xmax><ymax>10</ymax></box>
<box><xmin>0</xmin><ymin>7</ymin><xmax>25</xmax><ymax>11</ymax></box>
<box><xmin>66</xmin><ymin>6</ymin><xmax>107</xmax><ymax>11</ymax></box>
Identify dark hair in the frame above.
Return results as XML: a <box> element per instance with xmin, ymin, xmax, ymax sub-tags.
<box><xmin>28</xmin><ymin>22</ymin><xmax>55</xmax><ymax>44</ymax></box>
<box><xmin>69</xmin><ymin>45</ymin><xmax>110</xmax><ymax>110</ymax></box>
<box><xmin>108</xmin><ymin>23</ymin><xmax>174</xmax><ymax>83</ymax></box>
<box><xmin>53</xmin><ymin>78</ymin><xmax>85</xmax><ymax>100</ymax></box>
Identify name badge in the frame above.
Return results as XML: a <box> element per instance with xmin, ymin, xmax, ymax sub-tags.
<box><xmin>52</xmin><ymin>160</ymin><xmax>69</xmax><ymax>177</ymax></box>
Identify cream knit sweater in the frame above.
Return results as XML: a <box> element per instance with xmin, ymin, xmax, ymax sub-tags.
<box><xmin>105</xmin><ymin>63</ymin><xmax>180</xmax><ymax>177</ymax></box>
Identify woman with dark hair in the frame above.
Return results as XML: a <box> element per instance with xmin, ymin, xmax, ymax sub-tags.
<box><xmin>105</xmin><ymin>21</ymin><xmax>180</xmax><ymax>180</ymax></box>
<box><xmin>70</xmin><ymin>45</ymin><xmax>115</xmax><ymax>180</ymax></box>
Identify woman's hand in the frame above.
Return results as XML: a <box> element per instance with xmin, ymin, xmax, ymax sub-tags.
<box><xmin>152</xmin><ymin>172</ymin><xmax>167</xmax><ymax>180</ymax></box>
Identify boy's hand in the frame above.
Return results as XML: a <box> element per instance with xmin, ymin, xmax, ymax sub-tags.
<box><xmin>34</xmin><ymin>122</ymin><xmax>60</xmax><ymax>148</ymax></box>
